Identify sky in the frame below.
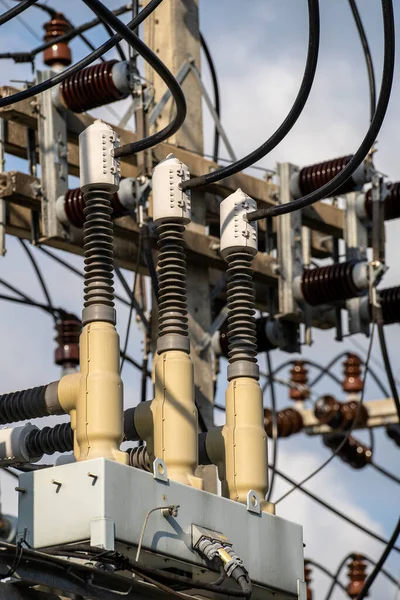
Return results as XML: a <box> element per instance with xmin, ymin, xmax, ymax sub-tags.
<box><xmin>0</xmin><ymin>1</ymin><xmax>400</xmax><ymax>598</ymax></box>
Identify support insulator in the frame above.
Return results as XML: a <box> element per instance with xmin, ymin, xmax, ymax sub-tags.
<box><xmin>59</xmin><ymin>60</ymin><xmax>131</xmax><ymax>113</ymax></box>
<box><xmin>304</xmin><ymin>560</ymin><xmax>313</xmax><ymax>600</ymax></box>
<box><xmin>54</xmin><ymin>313</ymin><xmax>81</xmax><ymax>372</ymax></box>
<box><xmin>126</xmin><ymin>446</ymin><xmax>151</xmax><ymax>471</ymax></box>
<box><xmin>294</xmin><ymin>260</ymin><xmax>368</xmax><ymax>306</ymax></box>
<box><xmin>378</xmin><ymin>285</ymin><xmax>400</xmax><ymax>325</ymax></box>
<box><xmin>342</xmin><ymin>353</ymin><xmax>363</xmax><ymax>393</ymax></box>
<box><xmin>43</xmin><ymin>13</ymin><xmax>72</xmax><ymax>67</ymax></box>
<box><xmin>25</xmin><ymin>422</ymin><xmax>73</xmax><ymax>457</ymax></box>
<box><xmin>364</xmin><ymin>181</ymin><xmax>400</xmax><ymax>221</ymax></box>
<box><xmin>264</xmin><ymin>407</ymin><xmax>304</xmax><ymax>438</ymax></box>
<box><xmin>289</xmin><ymin>360</ymin><xmax>309</xmax><ymax>401</ymax></box>
<box><xmin>57</xmin><ymin>186</ymin><xmax>131</xmax><ymax>229</ymax></box>
<box><xmin>347</xmin><ymin>555</ymin><xmax>368</xmax><ymax>598</ymax></box>
<box><xmin>290</xmin><ymin>155</ymin><xmax>369</xmax><ymax>199</ymax></box>
<box><xmin>323</xmin><ymin>433</ymin><xmax>372</xmax><ymax>469</ymax></box>
<box><xmin>212</xmin><ymin>316</ymin><xmax>279</xmax><ymax>359</ymax></box>
<box><xmin>315</xmin><ymin>395</ymin><xmax>368</xmax><ymax>430</ymax></box>
<box><xmin>0</xmin><ymin>383</ymin><xmax>60</xmax><ymax>425</ymax></box>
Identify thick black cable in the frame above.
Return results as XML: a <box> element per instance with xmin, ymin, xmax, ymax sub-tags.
<box><xmin>82</xmin><ymin>0</ymin><xmax>186</xmax><ymax>158</ymax></box>
<box><xmin>362</xmin><ymin>554</ymin><xmax>400</xmax><ymax>589</ymax></box>
<box><xmin>377</xmin><ymin>322</ymin><xmax>400</xmax><ymax>419</ymax></box>
<box><xmin>248</xmin><ymin>0</ymin><xmax>395</xmax><ymax>221</ymax></box>
<box><xmin>324</xmin><ymin>553</ymin><xmax>354</xmax><ymax>600</ymax></box>
<box><xmin>98</xmin><ymin>19</ymin><xmax>127</xmax><ymax>62</ymax></box>
<box><xmin>371</xmin><ymin>460</ymin><xmax>400</xmax><ymax>485</ymax></box>
<box><xmin>266</xmin><ymin>350</ymin><xmax>278</xmax><ymax>502</ymax></box>
<box><xmin>0</xmin><ymin>0</ymin><xmax>163</xmax><ymax>109</ymax></box>
<box><xmin>180</xmin><ymin>0</ymin><xmax>320</xmax><ymax>192</ymax></box>
<box><xmin>0</xmin><ymin>293</ymin><xmax>57</xmax><ymax>316</ymax></box>
<box><xmin>19</xmin><ymin>239</ymin><xmax>56</xmax><ymax>324</ymax></box>
<box><xmin>262</xmin><ymin>358</ymin><xmax>341</xmax><ymax>394</ymax></box>
<box><xmin>200</xmin><ymin>32</ymin><xmax>221</xmax><ymax>163</ymax></box>
<box><xmin>275</xmin><ymin>324</ymin><xmax>375</xmax><ymax>505</ymax></box>
<box><xmin>348</xmin><ymin>0</ymin><xmax>376</xmax><ymax>123</ymax></box>
<box><xmin>304</xmin><ymin>558</ymin><xmax>347</xmax><ymax>594</ymax></box>
<box><xmin>9</xmin><ymin>0</ymin><xmax>56</xmax><ymax>17</ymax></box>
<box><xmin>0</xmin><ymin>0</ymin><xmax>37</xmax><ymax>26</ymax></box>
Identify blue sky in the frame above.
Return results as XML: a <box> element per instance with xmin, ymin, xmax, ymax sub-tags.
<box><xmin>0</xmin><ymin>1</ymin><xmax>399</xmax><ymax>598</ymax></box>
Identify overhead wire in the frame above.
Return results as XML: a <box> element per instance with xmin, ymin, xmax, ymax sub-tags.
<box><xmin>247</xmin><ymin>0</ymin><xmax>395</xmax><ymax>221</ymax></box>
<box><xmin>370</xmin><ymin>460</ymin><xmax>400</xmax><ymax>485</ymax></box>
<box><xmin>18</xmin><ymin>239</ymin><xmax>56</xmax><ymax>324</ymax></box>
<box><xmin>180</xmin><ymin>0</ymin><xmax>320</xmax><ymax>192</ymax></box>
<box><xmin>304</xmin><ymin>558</ymin><xmax>347</xmax><ymax>594</ymax></box>
<box><xmin>0</xmin><ymin>0</ymin><xmax>41</xmax><ymax>41</ymax></box>
<box><xmin>200</xmin><ymin>32</ymin><xmax>221</xmax><ymax>163</ymax></box>
<box><xmin>0</xmin><ymin>0</ymin><xmax>37</xmax><ymax>27</ymax></box>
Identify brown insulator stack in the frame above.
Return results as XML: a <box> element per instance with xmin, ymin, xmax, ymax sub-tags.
<box><xmin>300</xmin><ymin>261</ymin><xmax>361</xmax><ymax>306</ymax></box>
<box><xmin>304</xmin><ymin>560</ymin><xmax>313</xmax><ymax>600</ymax></box>
<box><xmin>343</xmin><ymin>353</ymin><xmax>363</xmax><ymax>394</ymax></box>
<box><xmin>314</xmin><ymin>395</ymin><xmax>368</xmax><ymax>430</ymax></box>
<box><xmin>264</xmin><ymin>408</ymin><xmax>303</xmax><ymax>438</ymax></box>
<box><xmin>54</xmin><ymin>313</ymin><xmax>81</xmax><ymax>372</ymax></box>
<box><xmin>365</xmin><ymin>181</ymin><xmax>400</xmax><ymax>222</ymax></box>
<box><xmin>290</xmin><ymin>360</ymin><xmax>309</xmax><ymax>401</ymax></box>
<box><xmin>323</xmin><ymin>434</ymin><xmax>372</xmax><ymax>469</ymax></box>
<box><xmin>43</xmin><ymin>13</ymin><xmax>72</xmax><ymax>67</ymax></box>
<box><xmin>63</xmin><ymin>188</ymin><xmax>127</xmax><ymax>229</ymax></box>
<box><xmin>347</xmin><ymin>555</ymin><xmax>368</xmax><ymax>598</ymax></box>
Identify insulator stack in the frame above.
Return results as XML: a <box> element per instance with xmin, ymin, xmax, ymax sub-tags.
<box><xmin>378</xmin><ymin>285</ymin><xmax>400</xmax><ymax>324</ymax></box>
<box><xmin>347</xmin><ymin>555</ymin><xmax>368</xmax><ymax>598</ymax></box>
<box><xmin>25</xmin><ymin>423</ymin><xmax>73</xmax><ymax>457</ymax></box>
<box><xmin>54</xmin><ymin>313</ymin><xmax>81</xmax><ymax>371</ymax></box>
<box><xmin>315</xmin><ymin>395</ymin><xmax>368</xmax><ymax>430</ymax></box>
<box><xmin>342</xmin><ymin>353</ymin><xmax>363</xmax><ymax>393</ymax></box>
<box><xmin>304</xmin><ymin>560</ymin><xmax>313</xmax><ymax>600</ymax></box>
<box><xmin>290</xmin><ymin>155</ymin><xmax>369</xmax><ymax>199</ymax></box>
<box><xmin>289</xmin><ymin>361</ymin><xmax>309</xmax><ymax>401</ymax></box>
<box><xmin>297</xmin><ymin>260</ymin><xmax>366</xmax><ymax>306</ymax></box>
<box><xmin>126</xmin><ymin>446</ymin><xmax>151</xmax><ymax>471</ymax></box>
<box><xmin>264</xmin><ymin>407</ymin><xmax>304</xmax><ymax>438</ymax></box>
<box><xmin>323</xmin><ymin>433</ymin><xmax>372</xmax><ymax>469</ymax></box>
<box><xmin>59</xmin><ymin>60</ymin><xmax>130</xmax><ymax>113</ymax></box>
<box><xmin>43</xmin><ymin>13</ymin><xmax>72</xmax><ymax>67</ymax></box>
<box><xmin>212</xmin><ymin>317</ymin><xmax>279</xmax><ymax>359</ymax></box>
<box><xmin>364</xmin><ymin>182</ymin><xmax>400</xmax><ymax>221</ymax></box>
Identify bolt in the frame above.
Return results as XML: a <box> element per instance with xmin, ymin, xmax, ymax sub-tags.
<box><xmin>15</xmin><ymin>487</ymin><xmax>26</xmax><ymax>494</ymax></box>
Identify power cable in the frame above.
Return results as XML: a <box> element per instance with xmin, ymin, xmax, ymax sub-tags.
<box><xmin>266</xmin><ymin>350</ymin><xmax>278</xmax><ymax>502</ymax></box>
<box><xmin>19</xmin><ymin>239</ymin><xmax>56</xmax><ymax>324</ymax></box>
<box><xmin>0</xmin><ymin>0</ymin><xmax>37</xmax><ymax>27</ymax></box>
<box><xmin>200</xmin><ymin>32</ymin><xmax>221</xmax><ymax>163</ymax></box>
<box><xmin>371</xmin><ymin>460</ymin><xmax>400</xmax><ymax>486</ymax></box>
<box><xmin>247</xmin><ymin>0</ymin><xmax>395</xmax><ymax>221</ymax></box>
<box><xmin>324</xmin><ymin>553</ymin><xmax>354</xmax><ymax>600</ymax></box>
<box><xmin>377</xmin><ymin>322</ymin><xmax>400</xmax><ymax>420</ymax></box>
<box><xmin>180</xmin><ymin>0</ymin><xmax>320</xmax><ymax>192</ymax></box>
<box><xmin>0</xmin><ymin>0</ymin><xmax>41</xmax><ymax>41</ymax></box>
<box><xmin>274</xmin><ymin>323</ymin><xmax>375</xmax><ymax>505</ymax></box>
<box><xmin>362</xmin><ymin>554</ymin><xmax>400</xmax><ymax>589</ymax></box>
<box><xmin>9</xmin><ymin>0</ymin><xmax>56</xmax><ymax>18</ymax></box>
<box><xmin>304</xmin><ymin>558</ymin><xmax>347</xmax><ymax>594</ymax></box>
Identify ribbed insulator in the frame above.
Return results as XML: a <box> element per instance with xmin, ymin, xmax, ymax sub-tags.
<box><xmin>225</xmin><ymin>251</ymin><xmax>257</xmax><ymax>364</ymax></box>
<box><xmin>342</xmin><ymin>353</ymin><xmax>363</xmax><ymax>393</ymax></box>
<box><xmin>43</xmin><ymin>13</ymin><xmax>72</xmax><ymax>67</ymax></box>
<box><xmin>0</xmin><ymin>386</ymin><xmax>48</xmax><ymax>425</ymax></box>
<box><xmin>290</xmin><ymin>361</ymin><xmax>309</xmax><ymax>401</ymax></box>
<box><xmin>379</xmin><ymin>285</ymin><xmax>400</xmax><ymax>324</ymax></box>
<box><xmin>54</xmin><ymin>313</ymin><xmax>81</xmax><ymax>367</ymax></box>
<box><xmin>365</xmin><ymin>182</ymin><xmax>400</xmax><ymax>221</ymax></box>
<box><xmin>301</xmin><ymin>261</ymin><xmax>360</xmax><ymax>306</ymax></box>
<box><xmin>323</xmin><ymin>433</ymin><xmax>372</xmax><ymax>469</ymax></box>
<box><xmin>264</xmin><ymin>407</ymin><xmax>303</xmax><ymax>438</ymax></box>
<box><xmin>25</xmin><ymin>423</ymin><xmax>73</xmax><ymax>457</ymax></box>
<box><xmin>126</xmin><ymin>446</ymin><xmax>151</xmax><ymax>471</ymax></box>
<box><xmin>298</xmin><ymin>155</ymin><xmax>358</xmax><ymax>196</ymax></box>
<box><xmin>60</xmin><ymin>60</ymin><xmax>124</xmax><ymax>113</ymax></box>
<box><xmin>157</xmin><ymin>221</ymin><xmax>188</xmax><ymax>338</ymax></box>
<box><xmin>64</xmin><ymin>188</ymin><xmax>126</xmax><ymax>229</ymax></box>
<box><xmin>83</xmin><ymin>190</ymin><xmax>114</xmax><ymax>310</ymax></box>
<box><xmin>304</xmin><ymin>561</ymin><xmax>313</xmax><ymax>600</ymax></box>
<box><xmin>347</xmin><ymin>555</ymin><xmax>368</xmax><ymax>599</ymax></box>
<box><xmin>315</xmin><ymin>395</ymin><xmax>368</xmax><ymax>430</ymax></box>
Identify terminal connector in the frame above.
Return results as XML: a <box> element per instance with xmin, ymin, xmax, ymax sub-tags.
<box><xmin>0</xmin><ymin>423</ymin><xmax>41</xmax><ymax>466</ymax></box>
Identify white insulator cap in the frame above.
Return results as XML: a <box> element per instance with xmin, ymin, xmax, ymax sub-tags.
<box><xmin>118</xmin><ymin>177</ymin><xmax>136</xmax><ymax>211</ymax></box>
<box><xmin>220</xmin><ymin>189</ymin><xmax>258</xmax><ymax>259</ymax></box>
<box><xmin>79</xmin><ymin>119</ymin><xmax>120</xmax><ymax>193</ymax></box>
<box><xmin>152</xmin><ymin>154</ymin><xmax>191</xmax><ymax>224</ymax></box>
<box><xmin>56</xmin><ymin>193</ymin><xmax>68</xmax><ymax>225</ymax></box>
<box><xmin>0</xmin><ymin>424</ymin><xmax>40</xmax><ymax>466</ymax></box>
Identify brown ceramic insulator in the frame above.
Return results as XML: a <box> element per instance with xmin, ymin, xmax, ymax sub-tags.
<box><xmin>323</xmin><ymin>433</ymin><xmax>372</xmax><ymax>469</ymax></box>
<box><xmin>298</xmin><ymin>155</ymin><xmax>362</xmax><ymax>197</ymax></box>
<box><xmin>301</xmin><ymin>260</ymin><xmax>361</xmax><ymax>306</ymax></box>
<box><xmin>43</xmin><ymin>13</ymin><xmax>72</xmax><ymax>67</ymax></box>
<box><xmin>365</xmin><ymin>181</ymin><xmax>400</xmax><ymax>221</ymax></box>
<box><xmin>54</xmin><ymin>313</ymin><xmax>81</xmax><ymax>368</ymax></box>
<box><xmin>343</xmin><ymin>353</ymin><xmax>363</xmax><ymax>393</ymax></box>
<box><xmin>60</xmin><ymin>60</ymin><xmax>125</xmax><ymax>113</ymax></box>
<box><xmin>347</xmin><ymin>555</ymin><xmax>368</xmax><ymax>598</ymax></box>
<box><xmin>264</xmin><ymin>407</ymin><xmax>303</xmax><ymax>438</ymax></box>
<box><xmin>64</xmin><ymin>188</ymin><xmax>126</xmax><ymax>228</ymax></box>
<box><xmin>304</xmin><ymin>560</ymin><xmax>313</xmax><ymax>600</ymax></box>
<box><xmin>378</xmin><ymin>285</ymin><xmax>400</xmax><ymax>325</ymax></box>
<box><xmin>290</xmin><ymin>360</ymin><xmax>309</xmax><ymax>401</ymax></box>
<box><xmin>315</xmin><ymin>396</ymin><xmax>368</xmax><ymax>430</ymax></box>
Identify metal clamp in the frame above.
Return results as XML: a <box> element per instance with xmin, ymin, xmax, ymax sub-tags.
<box><xmin>246</xmin><ymin>490</ymin><xmax>261</xmax><ymax>515</ymax></box>
<box><xmin>153</xmin><ymin>458</ymin><xmax>168</xmax><ymax>483</ymax></box>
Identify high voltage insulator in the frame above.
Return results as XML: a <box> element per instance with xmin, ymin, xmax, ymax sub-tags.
<box><xmin>126</xmin><ymin>446</ymin><xmax>151</xmax><ymax>471</ymax></box>
<box><xmin>212</xmin><ymin>316</ymin><xmax>279</xmax><ymax>358</ymax></box>
<box><xmin>378</xmin><ymin>285</ymin><xmax>400</xmax><ymax>325</ymax></box>
<box><xmin>304</xmin><ymin>560</ymin><xmax>313</xmax><ymax>600</ymax></box>
<box><xmin>264</xmin><ymin>407</ymin><xmax>303</xmax><ymax>438</ymax></box>
<box><xmin>386</xmin><ymin>423</ymin><xmax>400</xmax><ymax>447</ymax></box>
<box><xmin>25</xmin><ymin>423</ymin><xmax>73</xmax><ymax>457</ymax></box>
<box><xmin>314</xmin><ymin>395</ymin><xmax>368</xmax><ymax>430</ymax></box>
<box><xmin>363</xmin><ymin>181</ymin><xmax>400</xmax><ymax>222</ymax></box>
<box><xmin>323</xmin><ymin>433</ymin><xmax>372</xmax><ymax>469</ymax></box>
<box><xmin>347</xmin><ymin>555</ymin><xmax>368</xmax><ymax>598</ymax></box>
<box><xmin>57</xmin><ymin>60</ymin><xmax>131</xmax><ymax>113</ymax></box>
<box><xmin>43</xmin><ymin>13</ymin><xmax>72</xmax><ymax>67</ymax></box>
<box><xmin>289</xmin><ymin>360</ymin><xmax>309</xmax><ymax>401</ymax></box>
<box><xmin>56</xmin><ymin>178</ymin><xmax>137</xmax><ymax>228</ymax></box>
<box><xmin>290</xmin><ymin>155</ymin><xmax>370</xmax><ymax>199</ymax></box>
<box><xmin>294</xmin><ymin>260</ymin><xmax>368</xmax><ymax>306</ymax></box>
<box><xmin>342</xmin><ymin>353</ymin><xmax>363</xmax><ymax>394</ymax></box>
<box><xmin>54</xmin><ymin>313</ymin><xmax>81</xmax><ymax>374</ymax></box>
